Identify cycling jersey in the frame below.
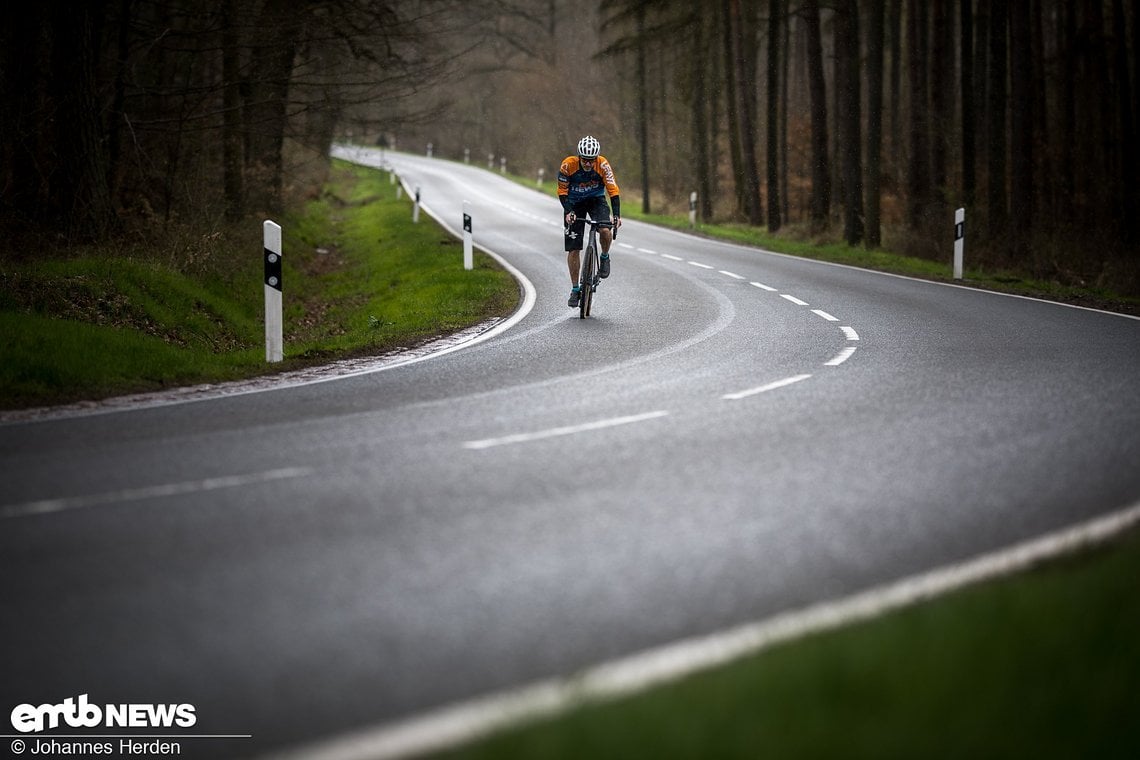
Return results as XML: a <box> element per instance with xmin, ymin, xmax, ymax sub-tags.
<box><xmin>558</xmin><ymin>155</ymin><xmax>621</xmax><ymax>216</ymax></box>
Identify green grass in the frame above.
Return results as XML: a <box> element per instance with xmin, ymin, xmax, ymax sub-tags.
<box><xmin>0</xmin><ymin>160</ymin><xmax>518</xmax><ymax>408</ymax></box>
<box><xmin>437</xmin><ymin>525</ymin><xmax>1140</xmax><ymax>759</ymax></box>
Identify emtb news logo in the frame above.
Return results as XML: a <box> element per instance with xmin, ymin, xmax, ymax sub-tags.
<box><xmin>10</xmin><ymin>694</ymin><xmax>196</xmax><ymax>733</ymax></box>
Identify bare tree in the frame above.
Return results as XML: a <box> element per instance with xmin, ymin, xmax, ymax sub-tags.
<box><xmin>961</xmin><ymin>0</ymin><xmax>976</xmax><ymax>208</ymax></box>
<box><xmin>803</xmin><ymin>0</ymin><xmax>831</xmax><ymax>230</ymax></box>
<box><xmin>836</xmin><ymin>0</ymin><xmax>863</xmax><ymax>245</ymax></box>
<box><xmin>1010</xmin><ymin>0</ymin><xmax>1033</xmax><ymax>256</ymax></box>
<box><xmin>866</xmin><ymin>0</ymin><xmax>886</xmax><ymax>247</ymax></box>
<box><xmin>725</xmin><ymin>0</ymin><xmax>764</xmax><ymax>225</ymax></box>
<box><xmin>986</xmin><ymin>0</ymin><xmax>1007</xmax><ymax>240</ymax></box>
<box><xmin>766</xmin><ymin>0</ymin><xmax>782</xmax><ymax>232</ymax></box>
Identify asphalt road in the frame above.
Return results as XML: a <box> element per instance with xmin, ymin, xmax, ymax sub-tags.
<box><xmin>2</xmin><ymin>148</ymin><xmax>1139</xmax><ymax>758</ymax></box>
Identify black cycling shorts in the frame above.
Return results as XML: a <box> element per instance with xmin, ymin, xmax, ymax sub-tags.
<box><xmin>564</xmin><ymin>195</ymin><xmax>612</xmax><ymax>251</ymax></box>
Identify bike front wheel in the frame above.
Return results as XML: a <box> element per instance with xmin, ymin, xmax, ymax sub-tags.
<box><xmin>580</xmin><ymin>244</ymin><xmax>596</xmax><ymax>319</ymax></box>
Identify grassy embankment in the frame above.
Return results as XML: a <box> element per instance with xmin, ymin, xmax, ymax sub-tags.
<box><xmin>436</xmin><ymin>524</ymin><xmax>1140</xmax><ymax>759</ymax></box>
<box><xmin>0</xmin><ymin>159</ymin><xmax>518</xmax><ymax>409</ymax></box>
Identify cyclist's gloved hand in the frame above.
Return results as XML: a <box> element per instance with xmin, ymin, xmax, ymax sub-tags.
<box><xmin>613</xmin><ymin>216</ymin><xmax>622</xmax><ymax>230</ymax></box>
<box><xmin>565</xmin><ymin>212</ymin><xmax>576</xmax><ymax>225</ymax></box>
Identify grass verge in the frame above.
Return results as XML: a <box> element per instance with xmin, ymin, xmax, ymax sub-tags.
<box><xmin>0</xmin><ymin>160</ymin><xmax>518</xmax><ymax>409</ymax></box>
<box><xmin>437</xmin><ymin>523</ymin><xmax>1140</xmax><ymax>759</ymax></box>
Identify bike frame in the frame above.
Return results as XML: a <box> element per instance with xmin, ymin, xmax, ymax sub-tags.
<box><xmin>577</xmin><ymin>219</ymin><xmax>612</xmax><ymax>319</ymax></box>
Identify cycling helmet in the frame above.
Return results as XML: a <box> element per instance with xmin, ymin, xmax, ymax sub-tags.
<box><xmin>577</xmin><ymin>135</ymin><xmax>601</xmax><ymax>159</ymax></box>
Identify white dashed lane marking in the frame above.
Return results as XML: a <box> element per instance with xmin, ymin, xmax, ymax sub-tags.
<box><xmin>463</xmin><ymin>411</ymin><xmax>671</xmax><ymax>451</ymax></box>
<box><xmin>723</xmin><ymin>374</ymin><xmax>813</xmax><ymax>401</ymax></box>
<box><xmin>825</xmin><ymin>347</ymin><xmax>858</xmax><ymax>366</ymax></box>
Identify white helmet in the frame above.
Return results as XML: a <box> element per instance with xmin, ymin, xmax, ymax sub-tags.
<box><xmin>577</xmin><ymin>135</ymin><xmax>601</xmax><ymax>159</ymax></box>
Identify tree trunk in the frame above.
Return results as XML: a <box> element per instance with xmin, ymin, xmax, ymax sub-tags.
<box><xmin>803</xmin><ymin>0</ymin><xmax>830</xmax><ymax>229</ymax></box>
<box><xmin>637</xmin><ymin>4</ymin><xmax>650</xmax><ymax>214</ymax></box>
<box><xmin>1058</xmin><ymin>0</ymin><xmax>1076</xmax><ymax>224</ymax></box>
<box><xmin>766</xmin><ymin>0</ymin><xmax>782</xmax><ymax>232</ymax></box>
<box><xmin>930</xmin><ymin>0</ymin><xmax>950</xmax><ymax>204</ymax></box>
<box><xmin>866</xmin><ymin>0</ymin><xmax>885</xmax><ymax>248</ymax></box>
<box><xmin>691</xmin><ymin>9</ymin><xmax>713</xmax><ymax>223</ymax></box>
<box><xmin>1113</xmin><ymin>0</ymin><xmax>1138</xmax><ymax>244</ymax></box>
<box><xmin>1009</xmin><ymin>0</ymin><xmax>1033</xmax><ymax>258</ymax></box>
<box><xmin>836</xmin><ymin>0</ymin><xmax>863</xmax><ymax>245</ymax></box>
<box><xmin>50</xmin><ymin>0</ymin><xmax>115</xmax><ymax>241</ymax></box>
<box><xmin>888</xmin><ymin>0</ymin><xmax>903</xmax><ymax>162</ymax></box>
<box><xmin>906</xmin><ymin>0</ymin><xmax>930</xmax><ymax>231</ymax></box>
<box><xmin>961</xmin><ymin>0</ymin><xmax>976</xmax><ymax>208</ymax></box>
<box><xmin>721</xmin><ymin>0</ymin><xmax>746</xmax><ymax>218</ymax></box>
<box><xmin>222</xmin><ymin>0</ymin><xmax>244</xmax><ymax>222</ymax></box>
<box><xmin>245</xmin><ymin>0</ymin><xmax>304</xmax><ymax>214</ymax></box>
<box><xmin>986</xmin><ymin>0</ymin><xmax>1008</xmax><ymax>240</ymax></box>
<box><xmin>780</xmin><ymin>0</ymin><xmax>790</xmax><ymax>223</ymax></box>
<box><xmin>729</xmin><ymin>0</ymin><xmax>764</xmax><ymax>225</ymax></box>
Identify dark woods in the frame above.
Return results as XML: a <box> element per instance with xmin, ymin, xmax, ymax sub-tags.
<box><xmin>0</xmin><ymin>0</ymin><xmax>447</xmax><ymax>248</ymax></box>
<box><xmin>2</xmin><ymin>1</ymin><xmax>1138</xmax><ymax>288</ymax></box>
<box><xmin>601</xmin><ymin>0</ymin><xmax>1139</xmax><ymax>285</ymax></box>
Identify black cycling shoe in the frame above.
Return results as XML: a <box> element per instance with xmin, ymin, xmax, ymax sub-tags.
<box><xmin>568</xmin><ymin>288</ymin><xmax>581</xmax><ymax>307</ymax></box>
<box><xmin>599</xmin><ymin>255</ymin><xmax>611</xmax><ymax>279</ymax></box>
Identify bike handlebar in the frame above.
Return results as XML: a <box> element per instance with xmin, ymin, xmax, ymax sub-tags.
<box><xmin>566</xmin><ymin>215</ymin><xmax>618</xmax><ymax>240</ymax></box>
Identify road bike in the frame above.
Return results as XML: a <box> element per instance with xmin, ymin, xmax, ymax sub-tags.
<box><xmin>574</xmin><ymin>218</ymin><xmax>614</xmax><ymax>319</ymax></box>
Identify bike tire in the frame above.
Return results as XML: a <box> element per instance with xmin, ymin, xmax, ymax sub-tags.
<box><xmin>580</xmin><ymin>243</ymin><xmax>596</xmax><ymax>319</ymax></box>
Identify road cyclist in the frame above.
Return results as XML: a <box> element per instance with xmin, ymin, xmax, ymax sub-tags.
<box><xmin>558</xmin><ymin>135</ymin><xmax>622</xmax><ymax>308</ymax></box>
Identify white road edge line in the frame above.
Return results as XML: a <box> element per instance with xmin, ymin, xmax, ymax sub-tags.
<box><xmin>750</xmin><ymin>281</ymin><xmax>778</xmax><ymax>291</ymax></box>
<box><xmin>661</xmin><ymin>254</ymin><xmax>683</xmax><ymax>261</ymax></box>
<box><xmin>0</xmin><ymin>467</ymin><xmax>314</xmax><ymax>519</ymax></box>
<box><xmin>722</xmin><ymin>374</ymin><xmax>812</xmax><ymax>401</ymax></box>
<box><xmin>463</xmin><ymin>411</ymin><xmax>670</xmax><ymax>451</ymax></box>
<box><xmin>688</xmin><ymin>261</ymin><xmax>715</xmax><ymax>269</ymax></box>
<box><xmin>275</xmin><ymin>500</ymin><xmax>1140</xmax><ymax>760</ymax></box>
<box><xmin>780</xmin><ymin>294</ymin><xmax>809</xmax><ymax>306</ymax></box>
<box><xmin>719</xmin><ymin>270</ymin><xmax>746</xmax><ymax>280</ymax></box>
<box><xmin>841</xmin><ymin>326</ymin><xmax>860</xmax><ymax>341</ymax></box>
<box><xmin>812</xmin><ymin>309</ymin><xmax>839</xmax><ymax>322</ymax></box>
<box><xmin>825</xmin><ymin>347</ymin><xmax>858</xmax><ymax>366</ymax></box>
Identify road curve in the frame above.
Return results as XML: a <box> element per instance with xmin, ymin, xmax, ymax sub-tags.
<box><xmin>2</xmin><ymin>147</ymin><xmax>1138</xmax><ymax>757</ymax></box>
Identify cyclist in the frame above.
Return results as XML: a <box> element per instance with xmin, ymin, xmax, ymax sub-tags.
<box><xmin>559</xmin><ymin>135</ymin><xmax>622</xmax><ymax>308</ymax></box>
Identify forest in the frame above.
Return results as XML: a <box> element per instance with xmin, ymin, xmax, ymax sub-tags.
<box><xmin>3</xmin><ymin>1</ymin><xmax>1138</xmax><ymax>291</ymax></box>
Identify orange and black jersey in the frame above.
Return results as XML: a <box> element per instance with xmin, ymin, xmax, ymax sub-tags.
<box><xmin>558</xmin><ymin>155</ymin><xmax>621</xmax><ymax>216</ymax></box>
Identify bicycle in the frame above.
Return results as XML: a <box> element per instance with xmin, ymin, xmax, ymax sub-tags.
<box><xmin>572</xmin><ymin>218</ymin><xmax>614</xmax><ymax>319</ymax></box>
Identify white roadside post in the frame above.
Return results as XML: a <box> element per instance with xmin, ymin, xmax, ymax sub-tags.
<box><xmin>464</xmin><ymin>148</ymin><xmax>470</xmax><ymax>164</ymax></box>
<box><xmin>954</xmin><ymin>207</ymin><xmax>965</xmax><ymax>280</ymax></box>
<box><xmin>413</xmin><ymin>186</ymin><xmax>421</xmax><ymax>223</ymax></box>
<box><xmin>537</xmin><ymin>168</ymin><xmax>545</xmax><ymax>187</ymax></box>
<box><xmin>263</xmin><ymin>220</ymin><xmax>283</xmax><ymax>363</ymax></box>
<box><xmin>426</xmin><ymin>142</ymin><xmax>433</xmax><ymax>158</ymax></box>
<box><xmin>487</xmin><ymin>154</ymin><xmax>494</xmax><ymax>170</ymax></box>
<box><xmin>463</xmin><ymin>201</ymin><xmax>473</xmax><ymax>271</ymax></box>
<box><xmin>689</xmin><ymin>191</ymin><xmax>698</xmax><ymax>228</ymax></box>
<box><xmin>500</xmin><ymin>157</ymin><xmax>507</xmax><ymax>174</ymax></box>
